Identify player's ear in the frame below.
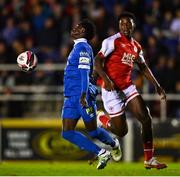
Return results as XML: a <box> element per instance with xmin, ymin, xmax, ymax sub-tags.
<box><xmin>81</xmin><ymin>27</ymin><xmax>85</xmax><ymax>33</ymax></box>
<box><xmin>132</xmin><ymin>20</ymin><xmax>136</xmax><ymax>29</ymax></box>
<box><xmin>130</xmin><ymin>18</ymin><xmax>136</xmax><ymax>29</ymax></box>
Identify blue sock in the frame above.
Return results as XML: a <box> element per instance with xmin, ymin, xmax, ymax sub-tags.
<box><xmin>62</xmin><ymin>130</ymin><xmax>101</xmax><ymax>155</ymax></box>
<box><xmin>88</xmin><ymin>128</ymin><xmax>115</xmax><ymax>147</ymax></box>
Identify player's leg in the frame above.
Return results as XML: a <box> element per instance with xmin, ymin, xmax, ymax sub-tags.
<box><xmin>98</xmin><ymin>88</ymin><xmax>128</xmax><ymax>138</ymax></box>
<box><xmin>61</xmin><ymin>96</ymin><xmax>102</xmax><ymax>156</ymax></box>
<box><xmin>84</xmin><ymin>117</ymin><xmax>115</xmax><ymax>168</ymax></box>
<box><xmin>80</xmin><ymin>101</ymin><xmax>115</xmax><ymax>168</ymax></box>
<box><xmin>97</xmin><ymin>111</ymin><xmax>128</xmax><ymax>138</ymax></box>
<box><xmin>62</xmin><ymin>118</ymin><xmax>103</xmax><ymax>155</ymax></box>
<box><xmin>62</xmin><ymin>96</ymin><xmax>112</xmax><ymax>169</ymax></box>
<box><xmin>82</xmin><ymin>96</ymin><xmax>125</xmax><ymax>167</ymax></box>
<box><xmin>126</xmin><ymin>95</ymin><xmax>153</xmax><ymax>156</ymax></box>
<box><xmin>85</xmin><ymin>94</ymin><xmax>122</xmax><ymax>161</ymax></box>
<box><xmin>81</xmin><ymin>101</ymin><xmax>116</xmax><ymax>146</ymax></box>
<box><xmin>126</xmin><ymin>94</ymin><xmax>167</xmax><ymax>169</ymax></box>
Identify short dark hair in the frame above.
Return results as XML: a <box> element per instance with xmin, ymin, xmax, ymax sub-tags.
<box><xmin>80</xmin><ymin>19</ymin><xmax>96</xmax><ymax>40</ymax></box>
<box><xmin>118</xmin><ymin>11</ymin><xmax>136</xmax><ymax>22</ymax></box>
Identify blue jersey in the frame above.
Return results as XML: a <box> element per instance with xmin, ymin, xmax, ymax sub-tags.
<box><xmin>64</xmin><ymin>38</ymin><xmax>96</xmax><ymax>97</ymax></box>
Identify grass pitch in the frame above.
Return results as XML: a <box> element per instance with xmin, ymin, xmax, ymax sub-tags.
<box><xmin>0</xmin><ymin>161</ymin><xmax>179</xmax><ymax>176</ymax></box>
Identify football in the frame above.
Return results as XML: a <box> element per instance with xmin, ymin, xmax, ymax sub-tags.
<box><xmin>17</xmin><ymin>51</ymin><xmax>38</xmax><ymax>72</ymax></box>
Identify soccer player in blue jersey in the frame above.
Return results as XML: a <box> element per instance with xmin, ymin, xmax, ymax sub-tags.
<box><xmin>61</xmin><ymin>19</ymin><xmax>121</xmax><ymax>169</ymax></box>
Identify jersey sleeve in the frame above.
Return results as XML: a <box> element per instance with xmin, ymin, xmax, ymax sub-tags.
<box><xmin>77</xmin><ymin>46</ymin><xmax>92</xmax><ymax>94</ymax></box>
<box><xmin>98</xmin><ymin>38</ymin><xmax>115</xmax><ymax>58</ymax></box>
<box><xmin>133</xmin><ymin>40</ymin><xmax>146</xmax><ymax>64</ymax></box>
<box><xmin>80</xmin><ymin>69</ymin><xmax>89</xmax><ymax>94</ymax></box>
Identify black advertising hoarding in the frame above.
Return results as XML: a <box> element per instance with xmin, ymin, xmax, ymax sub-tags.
<box><xmin>0</xmin><ymin>118</ymin><xmax>179</xmax><ymax>161</ymax></box>
<box><xmin>128</xmin><ymin>119</ymin><xmax>180</xmax><ymax>161</ymax></box>
<box><xmin>0</xmin><ymin>119</ymin><xmax>92</xmax><ymax>160</ymax></box>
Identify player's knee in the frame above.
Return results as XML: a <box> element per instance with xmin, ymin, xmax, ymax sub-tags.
<box><xmin>88</xmin><ymin>128</ymin><xmax>106</xmax><ymax>138</ymax></box>
<box><xmin>115</xmin><ymin>127</ymin><xmax>128</xmax><ymax>137</ymax></box>
<box><xmin>121</xmin><ymin>127</ymin><xmax>128</xmax><ymax>136</ymax></box>
<box><xmin>110</xmin><ymin>121</ymin><xmax>128</xmax><ymax>137</ymax></box>
<box><xmin>88</xmin><ymin>129</ymin><xmax>98</xmax><ymax>138</ymax></box>
<box><xmin>61</xmin><ymin>130</ymin><xmax>74</xmax><ymax>141</ymax></box>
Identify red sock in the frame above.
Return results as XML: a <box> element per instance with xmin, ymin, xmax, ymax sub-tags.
<box><xmin>99</xmin><ymin>115</ymin><xmax>110</xmax><ymax>128</ymax></box>
<box><xmin>144</xmin><ymin>141</ymin><xmax>154</xmax><ymax>161</ymax></box>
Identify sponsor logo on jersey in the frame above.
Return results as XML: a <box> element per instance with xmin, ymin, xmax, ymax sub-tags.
<box><xmin>121</xmin><ymin>52</ymin><xmax>135</xmax><ymax>66</ymax></box>
<box><xmin>86</xmin><ymin>107</ymin><xmax>94</xmax><ymax>118</ymax></box>
<box><xmin>79</xmin><ymin>57</ymin><xmax>90</xmax><ymax>64</ymax></box>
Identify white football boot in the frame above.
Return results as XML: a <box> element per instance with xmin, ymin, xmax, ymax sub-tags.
<box><xmin>111</xmin><ymin>138</ymin><xmax>122</xmax><ymax>161</ymax></box>
<box><xmin>144</xmin><ymin>157</ymin><xmax>167</xmax><ymax>169</ymax></box>
<box><xmin>97</xmin><ymin>149</ymin><xmax>111</xmax><ymax>170</ymax></box>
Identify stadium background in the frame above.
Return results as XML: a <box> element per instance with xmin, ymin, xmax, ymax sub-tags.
<box><xmin>0</xmin><ymin>0</ymin><xmax>179</xmax><ymax>168</ymax></box>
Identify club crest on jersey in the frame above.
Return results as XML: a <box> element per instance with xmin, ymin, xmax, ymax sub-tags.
<box><xmin>80</xmin><ymin>51</ymin><xmax>89</xmax><ymax>57</ymax></box>
<box><xmin>121</xmin><ymin>44</ymin><xmax>126</xmax><ymax>48</ymax></box>
<box><xmin>121</xmin><ymin>53</ymin><xmax>135</xmax><ymax>66</ymax></box>
<box><xmin>134</xmin><ymin>46</ymin><xmax>137</xmax><ymax>52</ymax></box>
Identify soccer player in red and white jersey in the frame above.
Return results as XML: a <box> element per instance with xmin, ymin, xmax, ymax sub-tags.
<box><xmin>94</xmin><ymin>12</ymin><xmax>167</xmax><ymax>169</ymax></box>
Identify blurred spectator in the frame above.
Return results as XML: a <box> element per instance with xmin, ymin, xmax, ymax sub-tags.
<box><xmin>0</xmin><ymin>40</ymin><xmax>8</xmax><ymax>64</ymax></box>
<box><xmin>150</xmin><ymin>55</ymin><xmax>167</xmax><ymax>93</ymax></box>
<box><xmin>11</xmin><ymin>40</ymin><xmax>25</xmax><ymax>63</ymax></box>
<box><xmin>170</xmin><ymin>8</ymin><xmax>180</xmax><ymax>43</ymax></box>
<box><xmin>18</xmin><ymin>19</ymin><xmax>33</xmax><ymax>41</ymax></box>
<box><xmin>144</xmin><ymin>35</ymin><xmax>159</xmax><ymax>67</ymax></box>
<box><xmin>31</xmin><ymin>2</ymin><xmax>51</xmax><ymax>32</ymax></box>
<box><xmin>165</xmin><ymin>58</ymin><xmax>177</xmax><ymax>93</ymax></box>
<box><xmin>36</xmin><ymin>16</ymin><xmax>59</xmax><ymax>48</ymax></box>
<box><xmin>2</xmin><ymin>17</ymin><xmax>19</xmax><ymax>45</ymax></box>
<box><xmin>161</xmin><ymin>9</ymin><xmax>180</xmax><ymax>56</ymax></box>
<box><xmin>160</xmin><ymin>10</ymin><xmax>173</xmax><ymax>38</ymax></box>
<box><xmin>109</xmin><ymin>2</ymin><xmax>124</xmax><ymax>31</ymax></box>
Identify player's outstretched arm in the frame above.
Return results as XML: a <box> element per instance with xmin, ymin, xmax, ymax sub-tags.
<box><xmin>137</xmin><ymin>62</ymin><xmax>166</xmax><ymax>100</ymax></box>
<box><xmin>94</xmin><ymin>55</ymin><xmax>115</xmax><ymax>91</ymax></box>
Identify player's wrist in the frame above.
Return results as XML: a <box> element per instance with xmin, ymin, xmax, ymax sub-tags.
<box><xmin>155</xmin><ymin>84</ymin><xmax>161</xmax><ymax>89</ymax></box>
<box><xmin>81</xmin><ymin>92</ymin><xmax>87</xmax><ymax>98</ymax></box>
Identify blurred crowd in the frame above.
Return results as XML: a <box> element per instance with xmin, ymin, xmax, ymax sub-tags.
<box><xmin>0</xmin><ymin>0</ymin><xmax>180</xmax><ymax>118</ymax></box>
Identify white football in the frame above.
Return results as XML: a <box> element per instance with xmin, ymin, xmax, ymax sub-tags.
<box><xmin>17</xmin><ymin>51</ymin><xmax>38</xmax><ymax>72</ymax></box>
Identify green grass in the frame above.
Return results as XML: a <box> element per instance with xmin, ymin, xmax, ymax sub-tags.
<box><xmin>0</xmin><ymin>161</ymin><xmax>179</xmax><ymax>176</ymax></box>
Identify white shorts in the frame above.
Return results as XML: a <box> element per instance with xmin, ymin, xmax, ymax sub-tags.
<box><xmin>101</xmin><ymin>84</ymin><xmax>139</xmax><ymax>118</ymax></box>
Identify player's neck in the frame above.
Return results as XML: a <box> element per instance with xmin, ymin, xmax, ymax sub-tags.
<box><xmin>120</xmin><ymin>32</ymin><xmax>132</xmax><ymax>41</ymax></box>
<box><xmin>74</xmin><ymin>38</ymin><xmax>87</xmax><ymax>45</ymax></box>
<box><xmin>124</xmin><ymin>34</ymin><xmax>132</xmax><ymax>41</ymax></box>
